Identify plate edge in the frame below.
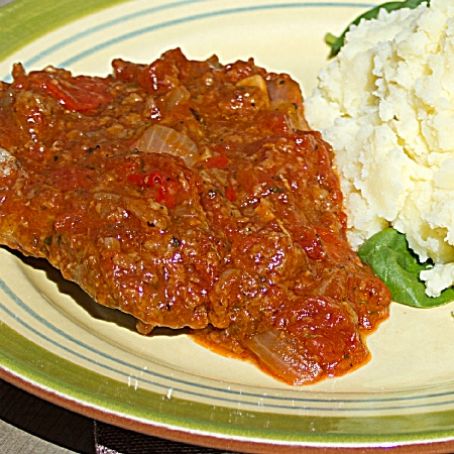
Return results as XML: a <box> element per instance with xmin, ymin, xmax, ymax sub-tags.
<box><xmin>0</xmin><ymin>0</ymin><xmax>130</xmax><ymax>61</ymax></box>
<box><xmin>2</xmin><ymin>321</ymin><xmax>454</xmax><ymax>446</ymax></box>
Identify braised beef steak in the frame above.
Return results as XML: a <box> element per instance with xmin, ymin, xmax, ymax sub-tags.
<box><xmin>0</xmin><ymin>49</ymin><xmax>390</xmax><ymax>384</ymax></box>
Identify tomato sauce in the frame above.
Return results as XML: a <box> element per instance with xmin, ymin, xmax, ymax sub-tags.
<box><xmin>0</xmin><ymin>49</ymin><xmax>390</xmax><ymax>385</ymax></box>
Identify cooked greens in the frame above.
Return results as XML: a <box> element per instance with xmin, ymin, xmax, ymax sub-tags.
<box><xmin>358</xmin><ymin>228</ymin><xmax>454</xmax><ymax>308</ymax></box>
<box><xmin>325</xmin><ymin>0</ymin><xmax>430</xmax><ymax>58</ymax></box>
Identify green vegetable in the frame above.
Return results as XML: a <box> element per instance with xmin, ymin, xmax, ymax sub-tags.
<box><xmin>325</xmin><ymin>0</ymin><xmax>430</xmax><ymax>58</ymax></box>
<box><xmin>358</xmin><ymin>228</ymin><xmax>454</xmax><ymax>308</ymax></box>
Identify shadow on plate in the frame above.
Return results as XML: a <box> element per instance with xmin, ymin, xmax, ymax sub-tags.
<box><xmin>6</xmin><ymin>247</ymin><xmax>189</xmax><ymax>338</ymax></box>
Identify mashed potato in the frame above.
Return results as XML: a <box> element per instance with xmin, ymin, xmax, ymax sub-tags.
<box><xmin>306</xmin><ymin>0</ymin><xmax>454</xmax><ymax>297</ymax></box>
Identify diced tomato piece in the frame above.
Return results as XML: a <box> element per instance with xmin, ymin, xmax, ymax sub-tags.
<box><xmin>128</xmin><ymin>170</ymin><xmax>178</xmax><ymax>209</ymax></box>
<box><xmin>225</xmin><ymin>184</ymin><xmax>236</xmax><ymax>202</ymax></box>
<box><xmin>29</xmin><ymin>73</ymin><xmax>111</xmax><ymax>112</ymax></box>
<box><xmin>155</xmin><ymin>183</ymin><xmax>177</xmax><ymax>209</ymax></box>
<box><xmin>298</xmin><ymin>228</ymin><xmax>325</xmax><ymax>260</ymax></box>
<box><xmin>127</xmin><ymin>173</ymin><xmax>146</xmax><ymax>186</ymax></box>
<box><xmin>144</xmin><ymin>172</ymin><xmax>163</xmax><ymax>187</ymax></box>
<box><xmin>338</xmin><ymin>211</ymin><xmax>348</xmax><ymax>231</ymax></box>
<box><xmin>205</xmin><ymin>154</ymin><xmax>229</xmax><ymax>169</ymax></box>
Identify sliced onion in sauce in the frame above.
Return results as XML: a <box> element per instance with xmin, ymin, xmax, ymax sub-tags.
<box><xmin>267</xmin><ymin>77</ymin><xmax>302</xmax><ymax>106</ymax></box>
<box><xmin>134</xmin><ymin>124</ymin><xmax>198</xmax><ymax>166</ymax></box>
<box><xmin>237</xmin><ymin>74</ymin><xmax>269</xmax><ymax>101</ymax></box>
<box><xmin>266</xmin><ymin>77</ymin><xmax>309</xmax><ymax>131</ymax></box>
<box><xmin>246</xmin><ymin>329</ymin><xmax>322</xmax><ymax>385</ymax></box>
<box><xmin>164</xmin><ymin>85</ymin><xmax>190</xmax><ymax>110</ymax></box>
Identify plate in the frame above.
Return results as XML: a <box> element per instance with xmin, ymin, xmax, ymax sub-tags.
<box><xmin>1</xmin><ymin>0</ymin><xmax>454</xmax><ymax>452</ymax></box>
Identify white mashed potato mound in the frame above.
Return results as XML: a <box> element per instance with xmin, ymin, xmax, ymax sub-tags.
<box><xmin>306</xmin><ymin>0</ymin><xmax>454</xmax><ymax>297</ymax></box>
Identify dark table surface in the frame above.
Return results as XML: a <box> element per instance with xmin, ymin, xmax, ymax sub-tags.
<box><xmin>1</xmin><ymin>378</ymin><xmax>94</xmax><ymax>453</ymax></box>
<box><xmin>1</xmin><ymin>378</ymin><xmax>237</xmax><ymax>453</ymax></box>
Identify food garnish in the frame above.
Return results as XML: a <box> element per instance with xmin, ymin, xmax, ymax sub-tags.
<box><xmin>359</xmin><ymin>229</ymin><xmax>454</xmax><ymax>308</ymax></box>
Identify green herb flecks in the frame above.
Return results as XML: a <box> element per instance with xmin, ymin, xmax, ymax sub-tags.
<box><xmin>325</xmin><ymin>0</ymin><xmax>430</xmax><ymax>58</ymax></box>
<box><xmin>358</xmin><ymin>228</ymin><xmax>454</xmax><ymax>308</ymax></box>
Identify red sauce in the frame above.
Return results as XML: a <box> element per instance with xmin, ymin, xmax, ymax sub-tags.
<box><xmin>0</xmin><ymin>49</ymin><xmax>390</xmax><ymax>385</ymax></box>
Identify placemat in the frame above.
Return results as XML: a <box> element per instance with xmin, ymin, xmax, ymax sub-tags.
<box><xmin>94</xmin><ymin>421</ymin><xmax>236</xmax><ymax>454</ymax></box>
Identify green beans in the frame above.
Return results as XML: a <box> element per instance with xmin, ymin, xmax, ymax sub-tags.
<box><xmin>325</xmin><ymin>0</ymin><xmax>430</xmax><ymax>58</ymax></box>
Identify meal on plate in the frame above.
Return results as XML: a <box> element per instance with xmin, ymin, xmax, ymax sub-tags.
<box><xmin>0</xmin><ymin>48</ymin><xmax>391</xmax><ymax>385</ymax></box>
<box><xmin>308</xmin><ymin>0</ymin><xmax>454</xmax><ymax>308</ymax></box>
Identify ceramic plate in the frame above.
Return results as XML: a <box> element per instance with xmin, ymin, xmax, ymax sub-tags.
<box><xmin>1</xmin><ymin>1</ymin><xmax>454</xmax><ymax>452</ymax></box>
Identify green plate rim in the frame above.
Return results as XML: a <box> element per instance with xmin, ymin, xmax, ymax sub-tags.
<box><xmin>0</xmin><ymin>0</ymin><xmax>453</xmax><ymax>448</ymax></box>
<box><xmin>0</xmin><ymin>0</ymin><xmax>129</xmax><ymax>61</ymax></box>
<box><xmin>2</xmin><ymin>322</ymin><xmax>454</xmax><ymax>446</ymax></box>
